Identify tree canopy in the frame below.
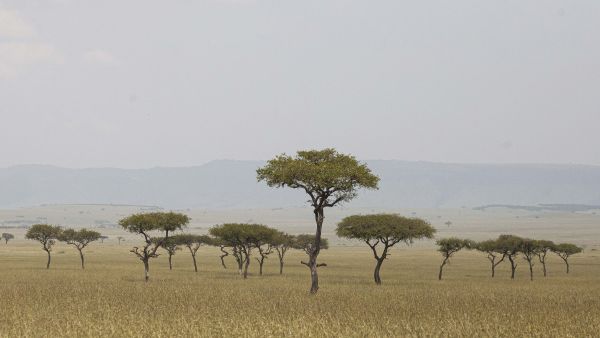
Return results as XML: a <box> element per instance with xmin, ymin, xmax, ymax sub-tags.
<box><xmin>25</xmin><ymin>224</ymin><xmax>62</xmax><ymax>269</ymax></box>
<box><xmin>58</xmin><ymin>228</ymin><xmax>101</xmax><ymax>269</ymax></box>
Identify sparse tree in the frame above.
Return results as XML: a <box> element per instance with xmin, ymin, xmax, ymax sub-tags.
<box><xmin>58</xmin><ymin>228</ymin><xmax>101</xmax><ymax>269</ymax></box>
<box><xmin>253</xmin><ymin>226</ymin><xmax>278</xmax><ymax>275</ymax></box>
<box><xmin>119</xmin><ymin>212</ymin><xmax>189</xmax><ymax>282</ymax></box>
<box><xmin>25</xmin><ymin>224</ymin><xmax>62</xmax><ymax>269</ymax></box>
<box><xmin>258</xmin><ymin>148</ymin><xmax>379</xmax><ymax>294</ymax></box>
<box><xmin>535</xmin><ymin>240</ymin><xmax>555</xmax><ymax>277</ymax></box>
<box><xmin>293</xmin><ymin>234</ymin><xmax>329</xmax><ymax>268</ymax></box>
<box><xmin>519</xmin><ymin>238</ymin><xmax>539</xmax><ymax>281</ymax></box>
<box><xmin>336</xmin><ymin>214</ymin><xmax>436</xmax><ymax>285</ymax></box>
<box><xmin>117</xmin><ymin>236</ymin><xmax>125</xmax><ymax>245</ymax></box>
<box><xmin>210</xmin><ymin>223</ymin><xmax>273</xmax><ymax>279</ymax></box>
<box><xmin>271</xmin><ymin>232</ymin><xmax>295</xmax><ymax>274</ymax></box>
<box><xmin>99</xmin><ymin>235</ymin><xmax>108</xmax><ymax>243</ymax></box>
<box><xmin>2</xmin><ymin>232</ymin><xmax>14</xmax><ymax>244</ymax></box>
<box><xmin>552</xmin><ymin>243</ymin><xmax>583</xmax><ymax>274</ymax></box>
<box><xmin>475</xmin><ymin>239</ymin><xmax>506</xmax><ymax>278</ymax></box>
<box><xmin>160</xmin><ymin>237</ymin><xmax>180</xmax><ymax>270</ymax></box>
<box><xmin>436</xmin><ymin>238</ymin><xmax>473</xmax><ymax>280</ymax></box>
<box><xmin>495</xmin><ymin>235</ymin><xmax>523</xmax><ymax>279</ymax></box>
<box><xmin>173</xmin><ymin>234</ymin><xmax>212</xmax><ymax>272</ymax></box>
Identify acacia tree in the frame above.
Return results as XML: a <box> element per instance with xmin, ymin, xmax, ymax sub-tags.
<box><xmin>59</xmin><ymin>228</ymin><xmax>101</xmax><ymax>269</ymax></box>
<box><xmin>99</xmin><ymin>235</ymin><xmax>108</xmax><ymax>243</ymax></box>
<box><xmin>25</xmin><ymin>224</ymin><xmax>62</xmax><ymax>269</ymax></box>
<box><xmin>117</xmin><ymin>236</ymin><xmax>125</xmax><ymax>245</ymax></box>
<box><xmin>253</xmin><ymin>226</ymin><xmax>278</xmax><ymax>275</ymax></box>
<box><xmin>258</xmin><ymin>148</ymin><xmax>379</xmax><ymax>294</ymax></box>
<box><xmin>535</xmin><ymin>240</ymin><xmax>555</xmax><ymax>277</ymax></box>
<box><xmin>520</xmin><ymin>238</ymin><xmax>539</xmax><ymax>281</ymax></box>
<box><xmin>2</xmin><ymin>233</ymin><xmax>14</xmax><ymax>244</ymax></box>
<box><xmin>119</xmin><ymin>212</ymin><xmax>189</xmax><ymax>282</ymax></box>
<box><xmin>293</xmin><ymin>234</ymin><xmax>329</xmax><ymax>267</ymax></box>
<box><xmin>173</xmin><ymin>234</ymin><xmax>212</xmax><ymax>272</ymax></box>
<box><xmin>210</xmin><ymin>223</ymin><xmax>272</xmax><ymax>279</ymax></box>
<box><xmin>272</xmin><ymin>232</ymin><xmax>295</xmax><ymax>275</ymax></box>
<box><xmin>211</xmin><ymin>238</ymin><xmax>230</xmax><ymax>269</ymax></box>
<box><xmin>336</xmin><ymin>214</ymin><xmax>436</xmax><ymax>285</ymax></box>
<box><xmin>160</xmin><ymin>237</ymin><xmax>180</xmax><ymax>270</ymax></box>
<box><xmin>552</xmin><ymin>243</ymin><xmax>583</xmax><ymax>274</ymax></box>
<box><xmin>475</xmin><ymin>239</ymin><xmax>505</xmax><ymax>278</ymax></box>
<box><xmin>495</xmin><ymin>235</ymin><xmax>523</xmax><ymax>279</ymax></box>
<box><xmin>436</xmin><ymin>238</ymin><xmax>472</xmax><ymax>280</ymax></box>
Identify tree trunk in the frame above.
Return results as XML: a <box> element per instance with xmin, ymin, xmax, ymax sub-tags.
<box><xmin>168</xmin><ymin>253</ymin><xmax>173</xmax><ymax>270</ymax></box>
<box><xmin>143</xmin><ymin>258</ymin><xmax>150</xmax><ymax>282</ymax></box>
<box><xmin>79</xmin><ymin>249</ymin><xmax>85</xmax><ymax>269</ymax></box>
<box><xmin>309</xmin><ymin>207</ymin><xmax>324</xmax><ymax>294</ymax></box>
<box><xmin>564</xmin><ymin>258</ymin><xmax>570</xmax><ymax>274</ymax></box>
<box><xmin>46</xmin><ymin>249</ymin><xmax>51</xmax><ymax>269</ymax></box>
<box><xmin>438</xmin><ymin>258</ymin><xmax>447</xmax><ymax>280</ymax></box>
<box><xmin>219</xmin><ymin>246</ymin><xmax>228</xmax><ymax>269</ymax></box>
<box><xmin>541</xmin><ymin>258</ymin><xmax>547</xmax><ymax>277</ymax></box>
<box><xmin>491</xmin><ymin>262</ymin><xmax>495</xmax><ymax>278</ymax></box>
<box><xmin>279</xmin><ymin>259</ymin><xmax>284</xmax><ymax>275</ymax></box>
<box><xmin>192</xmin><ymin>253</ymin><xmax>198</xmax><ymax>272</ymax></box>
<box><xmin>508</xmin><ymin>255</ymin><xmax>516</xmax><ymax>279</ymax></box>
<box><xmin>258</xmin><ymin>258</ymin><xmax>264</xmax><ymax>275</ymax></box>
<box><xmin>528</xmin><ymin>261</ymin><xmax>533</xmax><ymax>281</ymax></box>
<box><xmin>243</xmin><ymin>255</ymin><xmax>250</xmax><ymax>279</ymax></box>
<box><xmin>374</xmin><ymin>258</ymin><xmax>384</xmax><ymax>285</ymax></box>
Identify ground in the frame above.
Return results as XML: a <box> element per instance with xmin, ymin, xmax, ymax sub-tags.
<box><xmin>1</xmin><ymin>205</ymin><xmax>599</xmax><ymax>337</ymax></box>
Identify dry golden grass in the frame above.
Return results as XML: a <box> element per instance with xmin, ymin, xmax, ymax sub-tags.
<box><xmin>1</xmin><ymin>242</ymin><xmax>599</xmax><ymax>337</ymax></box>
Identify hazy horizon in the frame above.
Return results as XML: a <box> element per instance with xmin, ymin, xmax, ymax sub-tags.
<box><xmin>2</xmin><ymin>1</ymin><xmax>599</xmax><ymax>168</ymax></box>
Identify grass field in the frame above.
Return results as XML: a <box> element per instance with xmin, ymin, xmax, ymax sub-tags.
<box><xmin>1</xmin><ymin>239</ymin><xmax>599</xmax><ymax>337</ymax></box>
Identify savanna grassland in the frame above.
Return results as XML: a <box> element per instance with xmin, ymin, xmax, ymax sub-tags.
<box><xmin>1</xmin><ymin>238</ymin><xmax>599</xmax><ymax>337</ymax></box>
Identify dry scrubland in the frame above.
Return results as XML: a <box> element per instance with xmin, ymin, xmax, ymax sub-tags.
<box><xmin>1</xmin><ymin>241</ymin><xmax>600</xmax><ymax>337</ymax></box>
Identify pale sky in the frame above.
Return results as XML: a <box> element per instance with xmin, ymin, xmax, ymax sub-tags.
<box><xmin>1</xmin><ymin>0</ymin><xmax>599</xmax><ymax>168</ymax></box>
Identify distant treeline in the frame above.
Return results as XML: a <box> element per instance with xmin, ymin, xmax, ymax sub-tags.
<box><xmin>474</xmin><ymin>204</ymin><xmax>600</xmax><ymax>212</ymax></box>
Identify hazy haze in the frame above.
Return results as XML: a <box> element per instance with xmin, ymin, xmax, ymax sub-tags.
<box><xmin>1</xmin><ymin>1</ymin><xmax>599</xmax><ymax>168</ymax></box>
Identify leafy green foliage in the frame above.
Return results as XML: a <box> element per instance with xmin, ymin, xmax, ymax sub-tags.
<box><xmin>293</xmin><ymin>234</ymin><xmax>329</xmax><ymax>255</ymax></box>
<box><xmin>2</xmin><ymin>232</ymin><xmax>14</xmax><ymax>244</ymax></box>
<box><xmin>25</xmin><ymin>224</ymin><xmax>62</xmax><ymax>251</ymax></box>
<box><xmin>336</xmin><ymin>214</ymin><xmax>435</xmax><ymax>244</ymax></box>
<box><xmin>59</xmin><ymin>228</ymin><xmax>101</xmax><ymax>248</ymax></box>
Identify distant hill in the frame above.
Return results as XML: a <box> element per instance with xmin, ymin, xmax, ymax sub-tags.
<box><xmin>1</xmin><ymin>161</ymin><xmax>600</xmax><ymax>209</ymax></box>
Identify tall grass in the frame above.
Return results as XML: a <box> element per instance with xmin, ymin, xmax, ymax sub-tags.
<box><xmin>1</xmin><ymin>243</ymin><xmax>599</xmax><ymax>337</ymax></box>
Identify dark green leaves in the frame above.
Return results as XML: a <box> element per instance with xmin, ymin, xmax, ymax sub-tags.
<box><xmin>336</xmin><ymin>214</ymin><xmax>435</xmax><ymax>244</ymax></box>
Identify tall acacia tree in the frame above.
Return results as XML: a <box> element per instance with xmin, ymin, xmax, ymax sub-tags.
<box><xmin>25</xmin><ymin>224</ymin><xmax>62</xmax><ymax>269</ymax></box>
<box><xmin>2</xmin><ymin>233</ymin><xmax>14</xmax><ymax>244</ymax></box>
<box><xmin>336</xmin><ymin>214</ymin><xmax>435</xmax><ymax>285</ymax></box>
<box><xmin>436</xmin><ymin>238</ymin><xmax>472</xmax><ymax>280</ymax></box>
<box><xmin>257</xmin><ymin>148</ymin><xmax>379</xmax><ymax>294</ymax></box>
<box><xmin>119</xmin><ymin>212</ymin><xmax>189</xmax><ymax>282</ymax></box>
<box><xmin>475</xmin><ymin>239</ymin><xmax>506</xmax><ymax>278</ymax></box>
<box><xmin>520</xmin><ymin>238</ymin><xmax>539</xmax><ymax>281</ymax></box>
<box><xmin>272</xmin><ymin>232</ymin><xmax>295</xmax><ymax>275</ymax></box>
<box><xmin>552</xmin><ymin>243</ymin><xmax>583</xmax><ymax>274</ymax></box>
<box><xmin>535</xmin><ymin>240</ymin><xmax>555</xmax><ymax>277</ymax></box>
<box><xmin>173</xmin><ymin>234</ymin><xmax>212</xmax><ymax>272</ymax></box>
<box><xmin>59</xmin><ymin>228</ymin><xmax>101</xmax><ymax>269</ymax></box>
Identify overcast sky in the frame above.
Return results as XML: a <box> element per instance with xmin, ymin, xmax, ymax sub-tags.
<box><xmin>0</xmin><ymin>0</ymin><xmax>599</xmax><ymax>168</ymax></box>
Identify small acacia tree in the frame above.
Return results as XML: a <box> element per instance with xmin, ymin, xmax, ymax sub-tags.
<box><xmin>520</xmin><ymin>238</ymin><xmax>539</xmax><ymax>281</ymax></box>
<box><xmin>2</xmin><ymin>233</ymin><xmax>14</xmax><ymax>244</ymax></box>
<box><xmin>160</xmin><ymin>237</ymin><xmax>180</xmax><ymax>270</ymax></box>
<box><xmin>552</xmin><ymin>243</ymin><xmax>583</xmax><ymax>274</ymax></box>
<box><xmin>271</xmin><ymin>232</ymin><xmax>295</xmax><ymax>275</ymax></box>
<box><xmin>436</xmin><ymin>238</ymin><xmax>472</xmax><ymax>280</ymax></box>
<box><xmin>253</xmin><ymin>226</ymin><xmax>278</xmax><ymax>275</ymax></box>
<box><xmin>336</xmin><ymin>214</ymin><xmax>436</xmax><ymax>285</ymax></box>
<box><xmin>293</xmin><ymin>234</ymin><xmax>329</xmax><ymax>267</ymax></box>
<box><xmin>211</xmin><ymin>238</ymin><xmax>230</xmax><ymax>269</ymax></box>
<box><xmin>210</xmin><ymin>223</ymin><xmax>272</xmax><ymax>279</ymax></box>
<box><xmin>2</xmin><ymin>232</ymin><xmax>15</xmax><ymax>244</ymax></box>
<box><xmin>495</xmin><ymin>235</ymin><xmax>523</xmax><ymax>279</ymax></box>
<box><xmin>99</xmin><ymin>235</ymin><xmax>108</xmax><ymax>243</ymax></box>
<box><xmin>59</xmin><ymin>228</ymin><xmax>101</xmax><ymax>269</ymax></box>
<box><xmin>535</xmin><ymin>240</ymin><xmax>555</xmax><ymax>277</ymax></box>
<box><xmin>173</xmin><ymin>234</ymin><xmax>212</xmax><ymax>272</ymax></box>
<box><xmin>117</xmin><ymin>236</ymin><xmax>125</xmax><ymax>245</ymax></box>
<box><xmin>258</xmin><ymin>148</ymin><xmax>379</xmax><ymax>293</ymax></box>
<box><xmin>475</xmin><ymin>239</ymin><xmax>505</xmax><ymax>278</ymax></box>
<box><xmin>25</xmin><ymin>224</ymin><xmax>62</xmax><ymax>269</ymax></box>
<box><xmin>119</xmin><ymin>212</ymin><xmax>189</xmax><ymax>282</ymax></box>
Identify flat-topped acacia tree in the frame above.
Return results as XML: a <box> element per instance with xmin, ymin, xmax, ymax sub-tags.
<box><xmin>257</xmin><ymin>148</ymin><xmax>379</xmax><ymax>294</ymax></box>
<box><xmin>519</xmin><ymin>238</ymin><xmax>539</xmax><ymax>281</ymax></box>
<box><xmin>173</xmin><ymin>234</ymin><xmax>212</xmax><ymax>272</ymax></box>
<box><xmin>552</xmin><ymin>243</ymin><xmax>583</xmax><ymax>274</ymax></box>
<box><xmin>436</xmin><ymin>238</ymin><xmax>473</xmax><ymax>280</ymax></box>
<box><xmin>253</xmin><ymin>226</ymin><xmax>278</xmax><ymax>276</ymax></box>
<box><xmin>475</xmin><ymin>239</ymin><xmax>506</xmax><ymax>278</ymax></box>
<box><xmin>2</xmin><ymin>233</ymin><xmax>14</xmax><ymax>244</ymax></box>
<box><xmin>336</xmin><ymin>214</ymin><xmax>435</xmax><ymax>285</ymax></box>
<box><xmin>535</xmin><ymin>240</ymin><xmax>555</xmax><ymax>277</ymax></box>
<box><xmin>495</xmin><ymin>235</ymin><xmax>523</xmax><ymax>279</ymax></box>
<box><xmin>293</xmin><ymin>234</ymin><xmax>329</xmax><ymax>265</ymax></box>
<box><xmin>25</xmin><ymin>224</ymin><xmax>62</xmax><ymax>269</ymax></box>
<box><xmin>119</xmin><ymin>212</ymin><xmax>189</xmax><ymax>282</ymax></box>
<box><xmin>160</xmin><ymin>237</ymin><xmax>180</xmax><ymax>270</ymax></box>
<box><xmin>272</xmin><ymin>232</ymin><xmax>295</xmax><ymax>275</ymax></box>
<box><xmin>59</xmin><ymin>228</ymin><xmax>101</xmax><ymax>269</ymax></box>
